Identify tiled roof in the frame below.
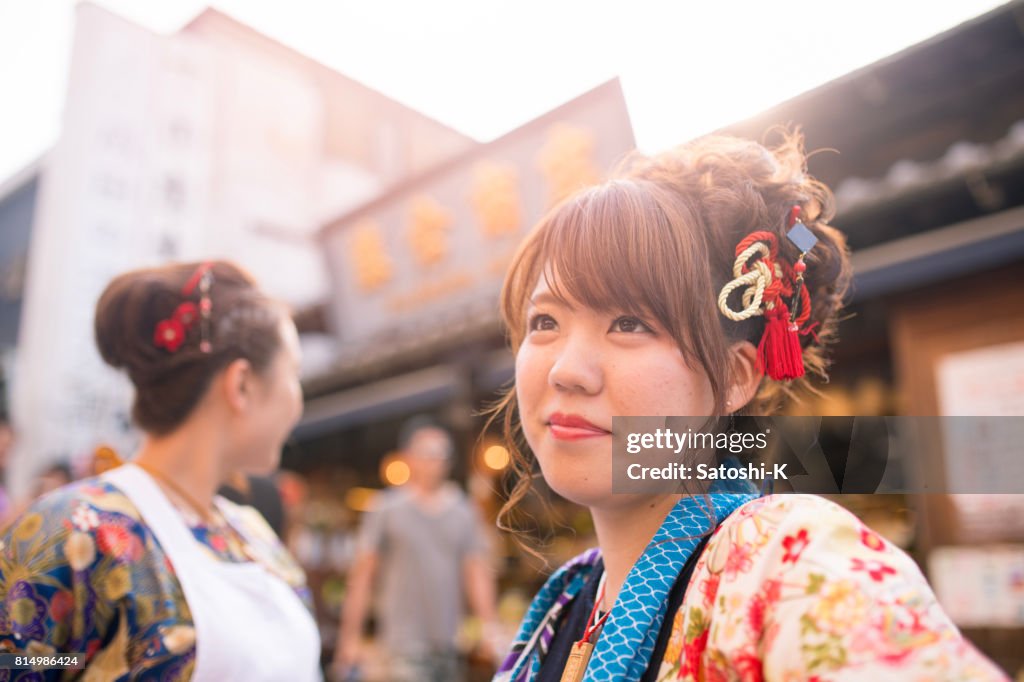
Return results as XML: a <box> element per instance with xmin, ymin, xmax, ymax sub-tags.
<box><xmin>835</xmin><ymin>119</ymin><xmax>1024</xmax><ymax>215</ymax></box>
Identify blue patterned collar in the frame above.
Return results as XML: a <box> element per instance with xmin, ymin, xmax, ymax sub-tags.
<box><xmin>496</xmin><ymin>467</ymin><xmax>759</xmax><ymax>681</ymax></box>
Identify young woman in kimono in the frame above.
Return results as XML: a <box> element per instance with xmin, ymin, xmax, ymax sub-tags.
<box><xmin>492</xmin><ymin>134</ymin><xmax>1009</xmax><ymax>681</ymax></box>
<box><xmin>0</xmin><ymin>261</ymin><xmax>321</xmax><ymax>681</ymax></box>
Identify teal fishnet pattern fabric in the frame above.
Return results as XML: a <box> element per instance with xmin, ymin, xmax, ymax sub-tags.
<box><xmin>495</xmin><ymin>467</ymin><xmax>759</xmax><ymax>682</ymax></box>
<box><xmin>583</xmin><ymin>491</ymin><xmax>756</xmax><ymax>681</ymax></box>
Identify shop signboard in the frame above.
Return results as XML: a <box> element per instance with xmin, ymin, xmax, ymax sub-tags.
<box><xmin>321</xmin><ymin>79</ymin><xmax>635</xmax><ymax>356</ymax></box>
<box><xmin>936</xmin><ymin>341</ymin><xmax>1024</xmax><ymax>541</ymax></box>
<box><xmin>929</xmin><ymin>545</ymin><xmax>1024</xmax><ymax>627</ymax></box>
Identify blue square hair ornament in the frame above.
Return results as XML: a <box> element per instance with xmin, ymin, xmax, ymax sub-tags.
<box><xmin>786</xmin><ymin>221</ymin><xmax>818</xmax><ymax>254</ymax></box>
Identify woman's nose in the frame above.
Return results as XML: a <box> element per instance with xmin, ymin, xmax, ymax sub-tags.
<box><xmin>548</xmin><ymin>333</ymin><xmax>602</xmax><ymax>395</ymax></box>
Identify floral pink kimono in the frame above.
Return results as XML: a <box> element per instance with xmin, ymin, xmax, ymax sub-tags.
<box><xmin>497</xmin><ymin>493</ymin><xmax>1009</xmax><ymax>681</ymax></box>
<box><xmin>656</xmin><ymin>494</ymin><xmax>1008</xmax><ymax>680</ymax></box>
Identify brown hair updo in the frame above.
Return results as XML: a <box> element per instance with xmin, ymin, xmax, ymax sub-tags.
<box><xmin>492</xmin><ymin>131</ymin><xmax>852</xmax><ymax>528</ymax></box>
<box><xmin>95</xmin><ymin>260</ymin><xmax>288</xmax><ymax>436</ymax></box>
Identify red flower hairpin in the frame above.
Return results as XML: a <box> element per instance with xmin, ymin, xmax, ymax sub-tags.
<box><xmin>153</xmin><ymin>263</ymin><xmax>214</xmax><ymax>354</ymax></box>
<box><xmin>153</xmin><ymin>317</ymin><xmax>186</xmax><ymax>353</ymax></box>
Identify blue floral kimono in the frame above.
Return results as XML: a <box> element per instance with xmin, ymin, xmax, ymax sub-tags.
<box><xmin>0</xmin><ymin>476</ymin><xmax>311</xmax><ymax>681</ymax></box>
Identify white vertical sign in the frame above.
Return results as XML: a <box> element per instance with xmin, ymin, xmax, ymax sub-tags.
<box><xmin>936</xmin><ymin>341</ymin><xmax>1024</xmax><ymax>542</ymax></box>
<box><xmin>10</xmin><ymin>5</ymin><xmax>215</xmax><ymax>499</ymax></box>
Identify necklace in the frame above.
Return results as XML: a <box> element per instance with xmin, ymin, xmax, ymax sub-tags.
<box><xmin>561</xmin><ymin>571</ymin><xmax>610</xmax><ymax>682</ymax></box>
<box><xmin>133</xmin><ymin>461</ymin><xmax>257</xmax><ymax>564</ymax></box>
<box><xmin>134</xmin><ymin>461</ymin><xmax>220</xmax><ymax>526</ymax></box>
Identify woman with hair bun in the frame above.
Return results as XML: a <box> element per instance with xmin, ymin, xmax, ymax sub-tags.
<box><xmin>492</xmin><ymin>134</ymin><xmax>1007</xmax><ymax>681</ymax></box>
<box><xmin>0</xmin><ymin>261</ymin><xmax>320</xmax><ymax>681</ymax></box>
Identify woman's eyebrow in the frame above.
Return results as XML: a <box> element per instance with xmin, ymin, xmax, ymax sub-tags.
<box><xmin>528</xmin><ymin>292</ymin><xmax>575</xmax><ymax>310</ymax></box>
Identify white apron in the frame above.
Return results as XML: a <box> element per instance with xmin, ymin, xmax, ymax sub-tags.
<box><xmin>103</xmin><ymin>464</ymin><xmax>322</xmax><ymax>681</ymax></box>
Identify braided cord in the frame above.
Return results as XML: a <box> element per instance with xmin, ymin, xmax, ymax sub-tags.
<box><xmin>719</xmin><ymin>240</ymin><xmax>778</xmax><ymax>321</ymax></box>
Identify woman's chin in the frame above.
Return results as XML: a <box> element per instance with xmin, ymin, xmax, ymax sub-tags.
<box><xmin>530</xmin><ymin>436</ymin><xmax>617</xmax><ymax>506</ymax></box>
<box><xmin>541</xmin><ymin>469</ymin><xmax>614</xmax><ymax>508</ymax></box>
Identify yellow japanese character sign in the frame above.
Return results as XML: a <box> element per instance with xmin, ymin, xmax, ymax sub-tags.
<box><xmin>349</xmin><ymin>220</ymin><xmax>393</xmax><ymax>292</ymax></box>
<box><xmin>407</xmin><ymin>194</ymin><xmax>452</xmax><ymax>266</ymax></box>
<box><xmin>536</xmin><ymin>123</ymin><xmax>599</xmax><ymax>206</ymax></box>
<box><xmin>470</xmin><ymin>160</ymin><xmax>522</xmax><ymax>237</ymax></box>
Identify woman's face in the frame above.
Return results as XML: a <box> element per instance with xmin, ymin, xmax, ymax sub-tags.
<box><xmin>515</xmin><ymin>274</ymin><xmax>715</xmax><ymax>508</ymax></box>
<box><xmin>234</xmin><ymin>318</ymin><xmax>304</xmax><ymax>474</ymax></box>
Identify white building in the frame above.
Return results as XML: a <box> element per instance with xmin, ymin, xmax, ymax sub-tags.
<box><xmin>6</xmin><ymin>3</ymin><xmax>473</xmax><ymax>500</ymax></box>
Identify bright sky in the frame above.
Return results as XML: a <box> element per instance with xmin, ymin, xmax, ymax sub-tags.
<box><xmin>0</xmin><ymin>0</ymin><xmax>1009</xmax><ymax>182</ymax></box>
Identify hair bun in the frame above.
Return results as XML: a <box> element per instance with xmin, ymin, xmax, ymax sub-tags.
<box><xmin>94</xmin><ymin>261</ymin><xmax>286</xmax><ymax>436</ymax></box>
<box><xmin>94</xmin><ymin>273</ymin><xmax>168</xmax><ymax>377</ymax></box>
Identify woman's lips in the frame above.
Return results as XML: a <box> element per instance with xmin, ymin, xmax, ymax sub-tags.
<box><xmin>547</xmin><ymin>412</ymin><xmax>611</xmax><ymax>440</ymax></box>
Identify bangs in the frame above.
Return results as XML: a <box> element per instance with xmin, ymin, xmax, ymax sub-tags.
<box><xmin>503</xmin><ymin>179</ymin><xmax>711</xmax><ymax>346</ymax></box>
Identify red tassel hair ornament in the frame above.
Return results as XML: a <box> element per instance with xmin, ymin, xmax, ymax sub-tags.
<box><xmin>717</xmin><ymin>206</ymin><xmax>818</xmax><ymax>381</ymax></box>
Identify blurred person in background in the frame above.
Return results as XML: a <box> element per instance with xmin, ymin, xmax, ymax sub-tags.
<box><xmin>3</xmin><ymin>460</ymin><xmax>75</xmax><ymax>524</ymax></box>
<box><xmin>0</xmin><ymin>421</ymin><xmax>11</xmax><ymax>525</ymax></box>
<box><xmin>0</xmin><ymin>260</ymin><xmax>320</xmax><ymax>680</ymax></box>
<box><xmin>218</xmin><ymin>471</ymin><xmax>287</xmax><ymax>538</ymax></box>
<box><xmin>32</xmin><ymin>461</ymin><xmax>73</xmax><ymax>498</ymax></box>
<box><xmin>333</xmin><ymin>417</ymin><xmax>499</xmax><ymax>682</ymax></box>
<box><xmin>89</xmin><ymin>444</ymin><xmax>124</xmax><ymax>477</ymax></box>
<box><xmin>274</xmin><ymin>468</ymin><xmax>311</xmax><ymax>556</ymax></box>
<box><xmin>491</xmin><ymin>133</ymin><xmax>1008</xmax><ymax>681</ymax></box>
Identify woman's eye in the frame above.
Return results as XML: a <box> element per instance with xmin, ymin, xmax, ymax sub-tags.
<box><xmin>610</xmin><ymin>316</ymin><xmax>653</xmax><ymax>334</ymax></box>
<box><xmin>528</xmin><ymin>313</ymin><xmax>558</xmax><ymax>332</ymax></box>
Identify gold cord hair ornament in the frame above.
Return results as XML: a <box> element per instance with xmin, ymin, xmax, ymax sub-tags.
<box><xmin>717</xmin><ymin>239</ymin><xmax>784</xmax><ymax>321</ymax></box>
<box><xmin>717</xmin><ymin>206</ymin><xmax>818</xmax><ymax>381</ymax></box>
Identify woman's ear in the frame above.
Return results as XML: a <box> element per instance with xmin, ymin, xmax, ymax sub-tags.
<box><xmin>726</xmin><ymin>340</ymin><xmax>762</xmax><ymax>411</ymax></box>
<box><xmin>222</xmin><ymin>358</ymin><xmax>254</xmax><ymax>414</ymax></box>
